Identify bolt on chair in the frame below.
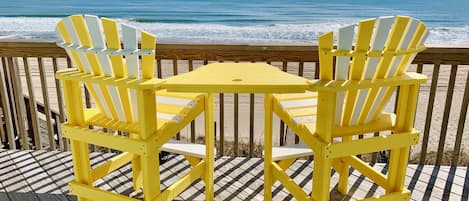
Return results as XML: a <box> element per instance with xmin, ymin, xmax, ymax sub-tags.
<box><xmin>264</xmin><ymin>16</ymin><xmax>428</xmax><ymax>201</ymax></box>
<box><xmin>55</xmin><ymin>14</ymin><xmax>214</xmax><ymax>201</ymax></box>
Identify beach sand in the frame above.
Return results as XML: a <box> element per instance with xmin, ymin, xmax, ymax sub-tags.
<box><xmin>14</xmin><ymin>57</ymin><xmax>469</xmax><ymax>164</ymax></box>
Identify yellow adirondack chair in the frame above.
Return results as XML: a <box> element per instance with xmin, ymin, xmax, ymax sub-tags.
<box><xmin>55</xmin><ymin>14</ymin><xmax>213</xmax><ymax>201</ymax></box>
<box><xmin>264</xmin><ymin>16</ymin><xmax>428</xmax><ymax>201</ymax></box>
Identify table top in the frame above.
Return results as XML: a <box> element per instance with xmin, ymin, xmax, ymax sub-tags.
<box><xmin>163</xmin><ymin>63</ymin><xmax>309</xmax><ymax>93</ymax></box>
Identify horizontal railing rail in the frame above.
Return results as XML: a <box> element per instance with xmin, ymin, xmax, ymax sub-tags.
<box><xmin>0</xmin><ymin>40</ymin><xmax>468</xmax><ymax>166</ymax></box>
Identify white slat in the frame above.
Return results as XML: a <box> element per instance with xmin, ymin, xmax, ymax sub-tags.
<box><xmin>122</xmin><ymin>24</ymin><xmax>139</xmax><ymax>79</ymax></box>
<box><xmin>387</xmin><ymin>19</ymin><xmax>419</xmax><ymax>77</ymax></box>
<box><xmin>83</xmin><ymin>15</ymin><xmax>116</xmax><ymax>121</ymax></box>
<box><xmin>93</xmin><ymin>84</ymin><xmax>112</xmax><ymax>118</ymax></box>
<box><xmin>55</xmin><ymin>26</ymin><xmax>81</xmax><ymax>69</ymax></box>
<box><xmin>293</xmin><ymin>116</ymin><xmax>316</xmax><ymax>124</ymax></box>
<box><xmin>84</xmin><ymin>15</ymin><xmax>113</xmax><ymax>77</ymax></box>
<box><xmin>157</xmin><ymin>96</ymin><xmax>197</xmax><ymax>108</ymax></box>
<box><xmin>334</xmin><ymin>24</ymin><xmax>355</xmax><ymax>125</ymax></box>
<box><xmin>365</xmin><ymin>87</ymin><xmax>388</xmax><ymax>123</ymax></box>
<box><xmin>109</xmin><ymin>86</ymin><xmax>126</xmax><ymax>121</ymax></box>
<box><xmin>364</xmin><ymin>16</ymin><xmax>394</xmax><ymax>79</ymax></box>
<box><xmin>335</xmin><ymin>25</ymin><xmax>355</xmax><ymax>80</ymax></box>
<box><xmin>399</xmin><ymin>29</ymin><xmax>429</xmax><ymax>74</ymax></box>
<box><xmin>157</xmin><ymin>112</ymin><xmax>183</xmax><ymax>123</ymax></box>
<box><xmin>335</xmin><ymin>92</ymin><xmax>345</xmax><ymax>125</ymax></box>
<box><xmin>271</xmin><ymin>143</ymin><xmax>313</xmax><ymax>161</ymax></box>
<box><xmin>161</xmin><ymin>140</ymin><xmax>209</xmax><ymax>158</ymax></box>
<box><xmin>130</xmin><ymin>89</ymin><xmax>138</xmax><ymax>122</ymax></box>
<box><xmin>351</xmin><ymin>17</ymin><xmax>394</xmax><ymax>125</ymax></box>
<box><xmin>63</xmin><ymin>17</ymin><xmax>92</xmax><ymax>73</ymax></box>
<box><xmin>279</xmin><ymin>99</ymin><xmax>317</xmax><ymax>109</ymax></box>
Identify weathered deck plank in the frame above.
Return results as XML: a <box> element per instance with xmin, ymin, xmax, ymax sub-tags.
<box><xmin>0</xmin><ymin>150</ymin><xmax>14</xmax><ymax>201</ymax></box>
<box><xmin>7</xmin><ymin>150</ymin><xmax>69</xmax><ymax>201</ymax></box>
<box><xmin>29</xmin><ymin>150</ymin><xmax>76</xmax><ymax>201</ymax></box>
<box><xmin>0</xmin><ymin>149</ymin><xmax>467</xmax><ymax>201</ymax></box>
<box><xmin>0</xmin><ymin>150</ymin><xmax>40</xmax><ymax>201</ymax></box>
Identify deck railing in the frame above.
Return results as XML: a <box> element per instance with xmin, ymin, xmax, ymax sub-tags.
<box><xmin>0</xmin><ymin>40</ymin><xmax>468</xmax><ymax>166</ymax></box>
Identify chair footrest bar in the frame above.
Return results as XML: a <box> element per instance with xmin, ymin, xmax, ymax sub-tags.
<box><xmin>343</xmin><ymin>156</ymin><xmax>388</xmax><ymax>188</ymax></box>
<box><xmin>62</xmin><ymin>124</ymin><xmax>150</xmax><ymax>155</ymax></box>
<box><xmin>328</xmin><ymin>130</ymin><xmax>419</xmax><ymax>159</ymax></box>
<box><xmin>156</xmin><ymin>160</ymin><xmax>206</xmax><ymax>201</ymax></box>
<box><xmin>69</xmin><ymin>181</ymin><xmax>139</xmax><ymax>201</ymax></box>
<box><xmin>271</xmin><ymin>162</ymin><xmax>311</xmax><ymax>201</ymax></box>
<box><xmin>91</xmin><ymin>152</ymin><xmax>134</xmax><ymax>182</ymax></box>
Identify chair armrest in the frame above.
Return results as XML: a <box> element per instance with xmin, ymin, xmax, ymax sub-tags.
<box><xmin>308</xmin><ymin>72</ymin><xmax>427</xmax><ymax>92</ymax></box>
<box><xmin>55</xmin><ymin>68</ymin><xmax>165</xmax><ymax>90</ymax></box>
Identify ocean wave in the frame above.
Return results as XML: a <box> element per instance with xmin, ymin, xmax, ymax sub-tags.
<box><xmin>0</xmin><ymin>17</ymin><xmax>468</xmax><ymax>45</ymax></box>
<box><xmin>128</xmin><ymin>18</ymin><xmax>200</xmax><ymax>23</ymax></box>
<box><xmin>0</xmin><ymin>14</ymin><xmax>68</xmax><ymax>18</ymax></box>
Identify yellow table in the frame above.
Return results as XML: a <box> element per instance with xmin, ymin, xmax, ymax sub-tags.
<box><xmin>164</xmin><ymin>63</ymin><xmax>308</xmax><ymax>93</ymax></box>
<box><xmin>164</xmin><ymin>62</ymin><xmax>309</xmax><ymax>200</ymax></box>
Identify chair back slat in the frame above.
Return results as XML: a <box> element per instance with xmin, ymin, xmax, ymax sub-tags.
<box><xmin>319</xmin><ymin>16</ymin><xmax>428</xmax><ymax>127</ymax></box>
<box><xmin>375</xmin><ymin>16</ymin><xmax>410</xmax><ymax>78</ymax></box>
<box><xmin>318</xmin><ymin>32</ymin><xmax>334</xmax><ymax>80</ymax></box>
<box><xmin>84</xmin><ymin>15</ymin><xmax>113</xmax><ymax>77</ymax></box>
<box><xmin>102</xmin><ymin>18</ymin><xmax>126</xmax><ymax>78</ymax></box>
<box><xmin>334</xmin><ymin>25</ymin><xmax>354</xmax><ymax>124</ymax></box>
<box><xmin>364</xmin><ymin>17</ymin><xmax>394</xmax><ymax>79</ymax></box>
<box><xmin>364</xmin><ymin>19</ymin><xmax>428</xmax><ymax>123</ymax></box>
<box><xmin>56</xmin><ymin>21</ymin><xmax>85</xmax><ymax>72</ymax></box>
<box><xmin>396</xmin><ymin>22</ymin><xmax>428</xmax><ymax>75</ymax></box>
<box><xmin>70</xmin><ymin>15</ymin><xmax>103</xmax><ymax>76</ymax></box>
<box><xmin>359</xmin><ymin>17</ymin><xmax>411</xmax><ymax>124</ymax></box>
<box><xmin>58</xmin><ymin>16</ymin><xmax>113</xmax><ymax>119</ymax></box>
<box><xmin>57</xmin><ymin>14</ymin><xmax>157</xmax><ymax>124</ymax></box>
<box><xmin>341</xmin><ymin>19</ymin><xmax>375</xmax><ymax>126</ymax></box>
<box><xmin>70</xmin><ymin>15</ymin><xmax>123</xmax><ymax>119</ymax></box>
<box><xmin>351</xmin><ymin>17</ymin><xmax>394</xmax><ymax>125</ymax></box>
<box><xmin>141</xmin><ymin>31</ymin><xmax>156</xmax><ymax>79</ymax></box>
<box><xmin>102</xmin><ymin>18</ymin><xmax>134</xmax><ymax>122</ymax></box>
<box><xmin>122</xmin><ymin>24</ymin><xmax>139</xmax><ymax>79</ymax></box>
<box><xmin>63</xmin><ymin>17</ymin><xmax>92</xmax><ymax>73</ymax></box>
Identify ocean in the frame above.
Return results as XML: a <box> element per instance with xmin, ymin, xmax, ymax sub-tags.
<box><xmin>0</xmin><ymin>0</ymin><xmax>468</xmax><ymax>44</ymax></box>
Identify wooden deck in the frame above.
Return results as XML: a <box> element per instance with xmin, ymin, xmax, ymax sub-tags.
<box><xmin>0</xmin><ymin>150</ymin><xmax>467</xmax><ymax>201</ymax></box>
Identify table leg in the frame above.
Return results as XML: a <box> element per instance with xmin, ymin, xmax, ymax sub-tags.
<box><xmin>264</xmin><ymin>93</ymin><xmax>273</xmax><ymax>201</ymax></box>
<box><xmin>204</xmin><ymin>93</ymin><xmax>214</xmax><ymax>201</ymax></box>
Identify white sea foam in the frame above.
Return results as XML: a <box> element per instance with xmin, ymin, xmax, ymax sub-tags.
<box><xmin>0</xmin><ymin>17</ymin><xmax>468</xmax><ymax>45</ymax></box>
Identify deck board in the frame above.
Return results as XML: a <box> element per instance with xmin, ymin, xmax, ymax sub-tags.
<box><xmin>0</xmin><ymin>150</ymin><xmax>40</xmax><ymax>201</ymax></box>
<box><xmin>7</xmin><ymin>150</ymin><xmax>69</xmax><ymax>201</ymax></box>
<box><xmin>0</xmin><ymin>149</ymin><xmax>467</xmax><ymax>201</ymax></box>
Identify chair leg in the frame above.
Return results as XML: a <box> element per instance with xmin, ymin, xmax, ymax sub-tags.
<box><xmin>130</xmin><ymin>133</ymin><xmax>143</xmax><ymax>190</ymax></box>
<box><xmin>70</xmin><ymin>140</ymin><xmax>92</xmax><ymax>201</ymax></box>
<box><xmin>204</xmin><ymin>94</ymin><xmax>214</xmax><ymax>201</ymax></box>
<box><xmin>264</xmin><ymin>94</ymin><xmax>273</xmax><ymax>201</ymax></box>
<box><xmin>141</xmin><ymin>150</ymin><xmax>160</xmax><ymax>201</ymax></box>
<box><xmin>337</xmin><ymin>158</ymin><xmax>349</xmax><ymax>195</ymax></box>
<box><xmin>312</xmin><ymin>154</ymin><xmax>332</xmax><ymax>201</ymax></box>
<box><xmin>337</xmin><ymin>136</ymin><xmax>352</xmax><ymax>194</ymax></box>
<box><xmin>132</xmin><ymin>155</ymin><xmax>143</xmax><ymax>190</ymax></box>
<box><xmin>387</xmin><ymin>146</ymin><xmax>410</xmax><ymax>194</ymax></box>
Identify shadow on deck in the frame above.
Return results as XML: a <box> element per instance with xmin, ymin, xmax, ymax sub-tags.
<box><xmin>0</xmin><ymin>149</ymin><xmax>468</xmax><ymax>201</ymax></box>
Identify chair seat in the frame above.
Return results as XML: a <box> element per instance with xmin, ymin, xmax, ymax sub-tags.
<box><xmin>273</xmin><ymin>91</ymin><xmax>318</xmax><ymax>125</ymax></box>
<box><xmin>84</xmin><ymin>90</ymin><xmax>205</xmax><ymax>134</ymax></box>
<box><xmin>161</xmin><ymin>139</ymin><xmax>214</xmax><ymax>158</ymax></box>
<box><xmin>270</xmin><ymin>143</ymin><xmax>313</xmax><ymax>161</ymax></box>
<box><xmin>273</xmin><ymin>92</ymin><xmax>395</xmax><ymax>137</ymax></box>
